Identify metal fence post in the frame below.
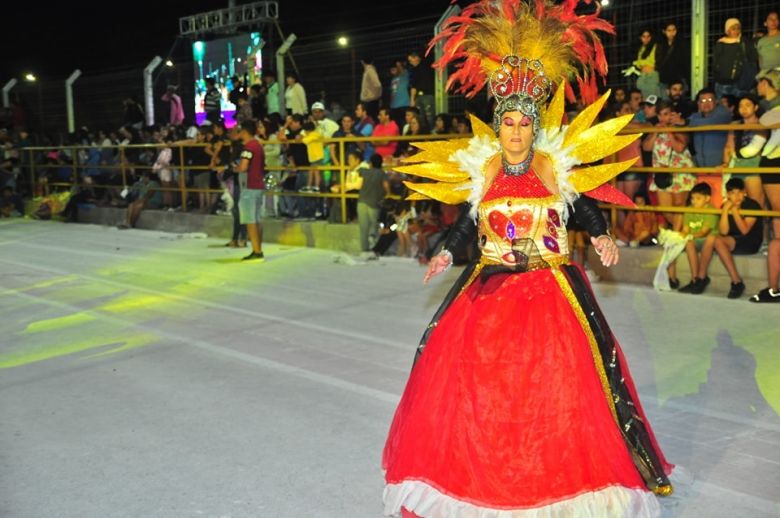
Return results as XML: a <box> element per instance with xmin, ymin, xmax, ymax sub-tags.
<box><xmin>178</xmin><ymin>144</ymin><xmax>187</xmax><ymax>211</ymax></box>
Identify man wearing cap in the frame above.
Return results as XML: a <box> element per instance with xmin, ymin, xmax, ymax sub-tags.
<box><xmin>713</xmin><ymin>17</ymin><xmax>759</xmax><ymax>99</ymax></box>
<box><xmin>311</xmin><ymin>102</ymin><xmax>339</xmax><ymax>138</ymax></box>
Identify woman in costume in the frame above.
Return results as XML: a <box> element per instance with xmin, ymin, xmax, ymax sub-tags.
<box><xmin>382</xmin><ymin>1</ymin><xmax>675</xmax><ymax>517</ymax></box>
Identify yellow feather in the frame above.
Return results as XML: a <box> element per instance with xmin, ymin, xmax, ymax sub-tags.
<box><xmin>394</xmin><ymin>162</ymin><xmax>470</xmax><ymax>183</ymax></box>
<box><xmin>469</xmin><ymin>114</ymin><xmax>495</xmax><ymax>139</ymax></box>
<box><xmin>567</xmin><ymin>114</ymin><xmax>638</xmax><ymax>149</ymax></box>
<box><xmin>403</xmin><ymin>181</ymin><xmax>471</xmax><ymax>205</ymax></box>
<box><xmin>541</xmin><ymin>81</ymin><xmax>566</xmax><ymax>132</ymax></box>
<box><xmin>571</xmin><ymin>134</ymin><xmax>641</xmax><ymax>164</ymax></box>
<box><xmin>404</xmin><ymin>139</ymin><xmax>472</xmax><ymax>164</ymax></box>
<box><xmin>570</xmin><ymin>159</ymin><xmax>639</xmax><ymax>192</ymax></box>
<box><xmin>563</xmin><ymin>90</ymin><xmax>611</xmax><ymax>147</ymax></box>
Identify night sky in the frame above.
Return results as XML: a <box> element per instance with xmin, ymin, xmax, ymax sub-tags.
<box><xmin>4</xmin><ymin>1</ymin><xmax>453</xmax><ymax>81</ymax></box>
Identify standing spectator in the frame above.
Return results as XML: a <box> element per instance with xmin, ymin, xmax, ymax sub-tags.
<box><xmin>667</xmin><ymin>80</ymin><xmax>696</xmax><ymax>119</ymax></box>
<box><xmin>407</xmin><ymin>51</ymin><xmax>435</xmax><ymax>129</ymax></box>
<box><xmin>372</xmin><ymin>108</ymin><xmax>400</xmax><ymax>161</ymax></box>
<box><xmin>228</xmin><ymin>75</ymin><xmax>245</xmax><ymax>108</ymax></box>
<box><xmin>221</xmin><ymin>126</ymin><xmax>247</xmax><ymax>248</ymax></box>
<box><xmin>236</xmin><ymin>119</ymin><xmax>266</xmax><ymax>261</ymax></box>
<box><xmin>300</xmin><ymin>120</ymin><xmax>324</xmax><ymax>192</ymax></box>
<box><xmin>249</xmin><ymin>84</ymin><xmax>265</xmax><ymax>120</ymax></box>
<box><xmin>152</xmin><ymin>133</ymin><xmax>175</xmax><ymax>209</ymax></box>
<box><xmin>432</xmin><ymin>113</ymin><xmax>452</xmax><ymax>135</ymax></box>
<box><xmin>263</xmin><ymin>72</ymin><xmax>281</xmax><ymax>118</ymax></box>
<box><xmin>260</xmin><ymin>118</ymin><xmax>282</xmax><ymax>218</ymax></box>
<box><xmin>122</xmin><ymin>97</ymin><xmax>144</xmax><ymax>130</ymax></box>
<box><xmin>356</xmin><ymin>153</ymin><xmax>389</xmax><ymax>254</ymax></box>
<box><xmin>234</xmin><ymin>93</ymin><xmax>253</xmax><ymax>124</ymax></box>
<box><xmin>688</xmin><ymin>88</ymin><xmax>734</xmax><ymax>207</ymax></box>
<box><xmin>284</xmin><ymin>73</ymin><xmax>307</xmax><ymax>116</ymax></box>
<box><xmin>643</xmin><ymin>99</ymin><xmax>697</xmax><ymax>230</ymax></box>
<box><xmin>609</xmin><ymin>101</ymin><xmax>645</xmax><ymax>230</ymax></box>
<box><xmin>758</xmin><ymin>11</ymin><xmax>780</xmax><ymax>73</ymax></box>
<box><xmin>161</xmin><ymin>86</ymin><xmax>185</xmax><ymax>126</ymax></box>
<box><xmin>330</xmin><ymin>113</ymin><xmax>360</xmax><ymax>168</ymax></box>
<box><xmin>712</xmin><ymin>18</ymin><xmax>758</xmax><ymax>99</ymax></box>
<box><xmin>722</xmin><ymin>95</ymin><xmax>767</xmax><ymax>208</ymax></box>
<box><xmin>389</xmin><ymin>60</ymin><xmax>410</xmax><ymax>130</ymax></box>
<box><xmin>354</xmin><ymin>102</ymin><xmax>376</xmax><ymax>161</ymax></box>
<box><xmin>757</xmin><ymin>69</ymin><xmax>780</xmax><ymax>241</ymax></box>
<box><xmin>311</xmin><ymin>102</ymin><xmax>339</xmax><ymax>138</ymax></box>
<box><xmin>749</xmin><ymin>238</ymin><xmax>780</xmax><ymax>302</ymax></box>
<box><xmin>360</xmin><ymin>57</ymin><xmax>382</xmax><ymax>120</ymax></box>
<box><xmin>204</xmin><ymin>77</ymin><xmax>222</xmax><ymax>124</ymax></box>
<box><xmin>694</xmin><ymin>178</ymin><xmax>763</xmax><ymax>297</ymax></box>
<box><xmin>656</xmin><ymin>22</ymin><xmax>690</xmax><ymax>95</ymax></box>
<box><xmin>673</xmin><ymin>182</ymin><xmax>719</xmax><ymax>292</ymax></box>
<box><xmin>633</xmin><ymin>29</ymin><xmax>661</xmax><ymax>99</ymax></box>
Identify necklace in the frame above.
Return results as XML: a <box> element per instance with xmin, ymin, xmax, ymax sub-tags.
<box><xmin>502</xmin><ymin>149</ymin><xmax>534</xmax><ymax>176</ymax></box>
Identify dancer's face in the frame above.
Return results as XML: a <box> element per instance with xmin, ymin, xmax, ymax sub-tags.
<box><xmin>499</xmin><ymin>111</ymin><xmax>534</xmax><ymax>159</ymax></box>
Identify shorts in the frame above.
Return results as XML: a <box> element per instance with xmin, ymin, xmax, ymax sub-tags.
<box><xmin>732</xmin><ymin>237</ymin><xmax>761</xmax><ymax>255</ymax></box>
<box><xmin>194</xmin><ymin>171</ymin><xmax>211</xmax><ymax>189</ymax></box>
<box><xmin>239</xmin><ymin>188</ymin><xmax>264</xmax><ymax>224</ymax></box>
<box><xmin>760</xmin><ymin>156</ymin><xmax>780</xmax><ymax>185</ymax></box>
<box><xmin>616</xmin><ymin>172</ymin><xmax>641</xmax><ymax>182</ymax></box>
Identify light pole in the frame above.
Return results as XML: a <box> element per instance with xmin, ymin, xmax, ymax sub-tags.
<box><xmin>338</xmin><ymin>36</ymin><xmax>356</xmax><ymax>107</ymax></box>
<box><xmin>24</xmin><ymin>73</ymin><xmax>43</xmax><ymax>133</ymax></box>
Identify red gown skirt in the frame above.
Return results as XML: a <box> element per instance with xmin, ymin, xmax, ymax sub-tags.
<box><xmin>382</xmin><ymin>265</ymin><xmax>673</xmax><ymax>517</ymax></box>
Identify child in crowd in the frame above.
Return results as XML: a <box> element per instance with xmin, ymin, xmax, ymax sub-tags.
<box><xmin>393</xmin><ymin>201</ymin><xmax>417</xmax><ymax>257</ymax></box>
<box><xmin>722</xmin><ymin>95</ymin><xmax>766</xmax><ymax>209</ymax></box>
<box><xmin>300</xmin><ymin>120</ymin><xmax>324</xmax><ymax>192</ymax></box>
<box><xmin>615</xmin><ymin>192</ymin><xmax>658</xmax><ymax>247</ymax></box>
<box><xmin>673</xmin><ymin>183</ymin><xmax>718</xmax><ymax>292</ymax></box>
<box><xmin>693</xmin><ymin>178</ymin><xmax>763</xmax><ymax>298</ymax></box>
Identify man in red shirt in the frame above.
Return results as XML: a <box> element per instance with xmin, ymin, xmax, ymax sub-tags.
<box><xmin>371</xmin><ymin>108</ymin><xmax>400</xmax><ymax>160</ymax></box>
<box><xmin>236</xmin><ymin>120</ymin><xmax>266</xmax><ymax>261</ymax></box>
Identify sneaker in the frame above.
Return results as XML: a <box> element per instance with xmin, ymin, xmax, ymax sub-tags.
<box><xmin>241</xmin><ymin>251</ymin><xmax>265</xmax><ymax>261</ymax></box>
<box><xmin>727</xmin><ymin>281</ymin><xmax>745</xmax><ymax>299</ymax></box>
<box><xmin>690</xmin><ymin>276</ymin><xmax>710</xmax><ymax>295</ymax></box>
<box><xmin>237</xmin><ymin>239</ymin><xmax>247</xmax><ymax>248</ymax></box>
<box><xmin>678</xmin><ymin>279</ymin><xmax>696</xmax><ymax>293</ymax></box>
<box><xmin>669</xmin><ymin>278</ymin><xmax>680</xmax><ymax>290</ymax></box>
<box><xmin>225</xmin><ymin>240</ymin><xmax>238</xmax><ymax>248</ymax></box>
<box><xmin>749</xmin><ymin>287</ymin><xmax>780</xmax><ymax>303</ymax></box>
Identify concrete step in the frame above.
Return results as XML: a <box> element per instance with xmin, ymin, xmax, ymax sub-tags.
<box><xmin>71</xmin><ymin>204</ymin><xmax>770</xmax><ymax>299</ymax></box>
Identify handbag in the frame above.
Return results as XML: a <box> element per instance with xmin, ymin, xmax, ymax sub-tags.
<box><xmin>654</xmin><ymin>172</ymin><xmax>672</xmax><ymax>189</ymax></box>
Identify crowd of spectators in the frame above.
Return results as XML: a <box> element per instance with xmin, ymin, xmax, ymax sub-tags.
<box><xmin>1</xmin><ymin>10</ymin><xmax>779</xmax><ymax>298</ymax></box>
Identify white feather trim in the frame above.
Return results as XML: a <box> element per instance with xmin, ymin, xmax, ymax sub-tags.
<box><xmin>534</xmin><ymin>126</ymin><xmax>581</xmax><ymax>223</ymax></box>
<box><xmin>449</xmin><ymin>135</ymin><xmax>501</xmax><ymax>219</ymax></box>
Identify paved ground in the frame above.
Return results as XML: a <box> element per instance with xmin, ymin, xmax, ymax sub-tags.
<box><xmin>1</xmin><ymin>220</ymin><xmax>779</xmax><ymax>518</ymax></box>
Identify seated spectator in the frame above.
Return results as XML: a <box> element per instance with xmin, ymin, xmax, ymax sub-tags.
<box><xmin>0</xmin><ymin>186</ymin><xmax>23</xmax><ymax>217</ymax></box>
<box><xmin>118</xmin><ymin>172</ymin><xmax>162</xmax><ymax>229</ymax></box>
<box><xmin>59</xmin><ymin>176</ymin><xmax>97</xmax><ymax>222</ymax></box>
<box><xmin>749</xmin><ymin>238</ymin><xmax>780</xmax><ymax>302</ymax></box>
<box><xmin>615</xmin><ymin>192</ymin><xmax>658</xmax><ymax>247</ymax></box>
<box><xmin>667</xmin><ymin>80</ymin><xmax>696</xmax><ymax>119</ymax></box>
<box><xmin>329</xmin><ymin>149</ymin><xmax>367</xmax><ymax>222</ymax></box>
<box><xmin>694</xmin><ymin>178</ymin><xmax>763</xmax><ymax>298</ymax></box>
<box><xmin>722</xmin><ymin>95</ymin><xmax>767</xmax><ymax>208</ymax></box>
<box><xmin>674</xmin><ymin>182</ymin><xmax>719</xmax><ymax>292</ymax></box>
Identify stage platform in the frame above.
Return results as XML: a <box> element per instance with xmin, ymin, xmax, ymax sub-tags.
<box><xmin>1</xmin><ymin>219</ymin><xmax>778</xmax><ymax>517</ymax></box>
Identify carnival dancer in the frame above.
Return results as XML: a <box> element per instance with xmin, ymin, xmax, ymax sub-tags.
<box><xmin>382</xmin><ymin>1</ymin><xmax>675</xmax><ymax>517</ymax></box>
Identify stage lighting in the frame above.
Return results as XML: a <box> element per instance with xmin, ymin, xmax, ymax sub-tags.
<box><xmin>337</xmin><ymin>36</ymin><xmax>348</xmax><ymax>47</ymax></box>
<box><xmin>24</xmin><ymin>73</ymin><xmax>37</xmax><ymax>82</ymax></box>
<box><xmin>165</xmin><ymin>60</ymin><xmax>174</xmax><ymax>67</ymax></box>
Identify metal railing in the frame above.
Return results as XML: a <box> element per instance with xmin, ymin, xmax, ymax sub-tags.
<box><xmin>18</xmin><ymin>124</ymin><xmax>780</xmax><ymax>227</ymax></box>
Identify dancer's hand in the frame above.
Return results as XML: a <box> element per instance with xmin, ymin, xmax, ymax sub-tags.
<box><xmin>424</xmin><ymin>251</ymin><xmax>452</xmax><ymax>284</ymax></box>
<box><xmin>592</xmin><ymin>235</ymin><xmax>619</xmax><ymax>267</ymax></box>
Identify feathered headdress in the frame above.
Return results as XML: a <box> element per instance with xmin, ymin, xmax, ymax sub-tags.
<box><xmin>431</xmin><ymin>0</ymin><xmax>613</xmax><ymax>105</ymax></box>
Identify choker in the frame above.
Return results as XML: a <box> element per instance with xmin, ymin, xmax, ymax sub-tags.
<box><xmin>502</xmin><ymin>150</ymin><xmax>534</xmax><ymax>176</ymax></box>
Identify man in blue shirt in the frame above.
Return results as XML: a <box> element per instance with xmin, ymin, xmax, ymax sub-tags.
<box><xmin>687</xmin><ymin>87</ymin><xmax>734</xmax><ymax>205</ymax></box>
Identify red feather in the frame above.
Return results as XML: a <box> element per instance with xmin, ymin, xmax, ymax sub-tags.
<box><xmin>585</xmin><ymin>184</ymin><xmax>637</xmax><ymax>208</ymax></box>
